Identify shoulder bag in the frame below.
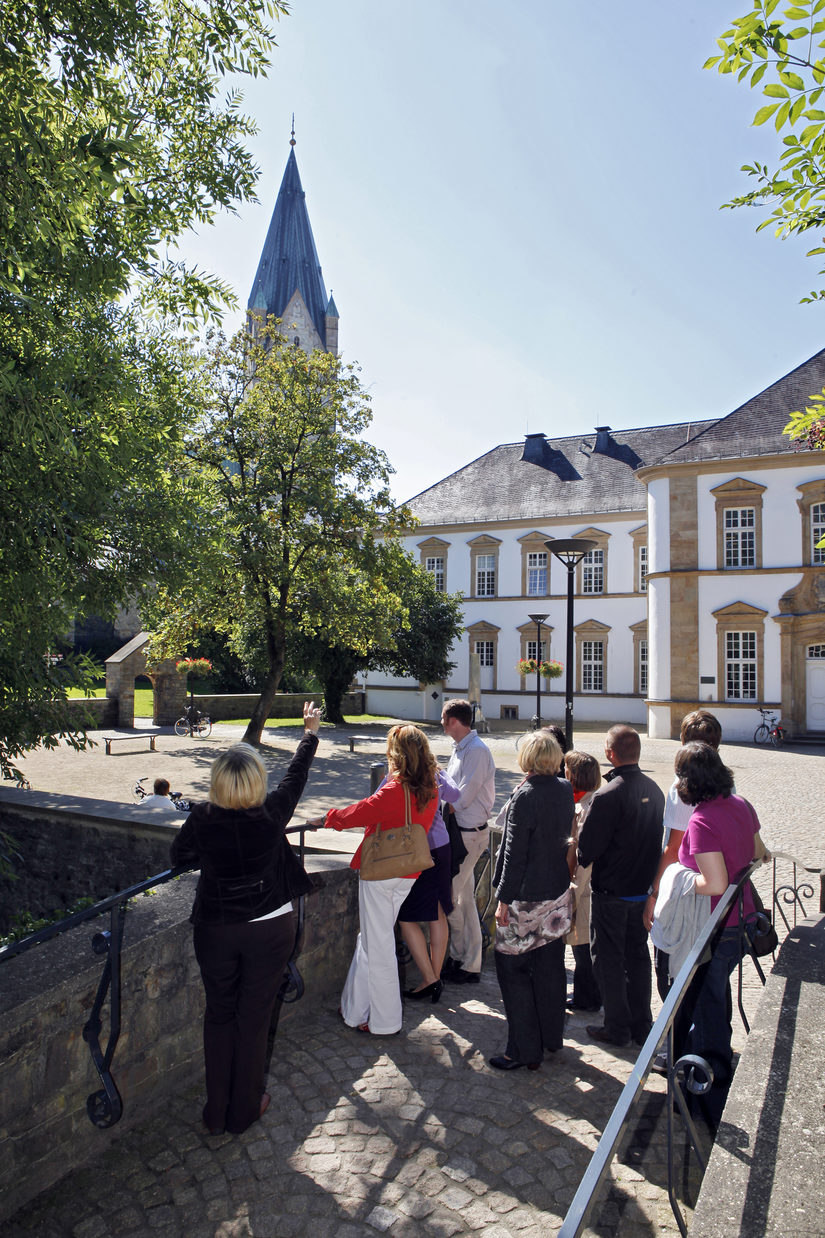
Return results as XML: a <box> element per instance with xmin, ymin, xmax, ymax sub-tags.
<box><xmin>359</xmin><ymin>786</ymin><xmax>434</xmax><ymax>882</ymax></box>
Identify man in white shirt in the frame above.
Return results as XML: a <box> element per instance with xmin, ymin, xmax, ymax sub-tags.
<box><xmin>141</xmin><ymin>777</ymin><xmax>179</xmax><ymax>813</ymax></box>
<box><xmin>441</xmin><ymin>699</ymin><xmax>497</xmax><ymax>984</ymax></box>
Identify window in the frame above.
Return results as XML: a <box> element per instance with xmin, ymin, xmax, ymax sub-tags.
<box><xmin>582</xmin><ymin>549</ymin><xmax>604</xmax><ymax>594</ymax></box>
<box><xmin>468</xmin><ymin>535</ymin><xmax>501</xmax><ymax>598</ymax></box>
<box><xmin>725</xmin><ymin>631</ymin><xmax>757</xmax><ymax>700</ymax></box>
<box><xmin>475</xmin><ymin>640</ymin><xmax>494</xmax><ymax>667</ymax></box>
<box><xmin>724</xmin><ymin>508</ymin><xmax>756</xmax><ymax>568</ymax></box>
<box><xmin>638</xmin><ymin>638</ymin><xmax>648</xmax><ymax>696</ymax></box>
<box><xmin>418</xmin><ymin>538</ymin><xmax>450</xmax><ymax>592</ymax></box>
<box><xmin>581</xmin><ymin>641</ymin><xmax>604</xmax><ymax>692</ymax></box>
<box><xmin>501</xmin><ymin>705</ymin><xmax>519</xmax><ymax>721</ymax></box>
<box><xmin>518</xmin><ymin>620</ymin><xmax>554</xmax><ymax>681</ymax></box>
<box><xmin>526</xmin><ymin>552</ymin><xmax>547</xmax><ymax>596</ymax></box>
<box><xmin>808</xmin><ymin>644</ymin><xmax>825</xmax><ymax>658</ymax></box>
<box><xmin>476</xmin><ymin>554</ymin><xmax>496</xmax><ymax>597</ymax></box>
<box><xmin>631</xmin><ymin>524</ymin><xmax>648</xmax><ymax>594</ymax></box>
<box><xmin>425</xmin><ymin>556</ymin><xmax>445</xmax><ymax>592</ymax></box>
<box><xmin>526</xmin><ymin>640</ymin><xmax>546</xmax><ymax>662</ymax></box>
<box><xmin>813</xmin><ymin>503</ymin><xmax>825</xmax><ymax>565</ymax></box>
<box><xmin>712</xmin><ymin>478</ymin><xmax>765</xmax><ymax>570</ymax></box>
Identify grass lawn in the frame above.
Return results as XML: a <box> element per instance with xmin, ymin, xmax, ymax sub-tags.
<box><xmin>67</xmin><ymin>687</ymin><xmax>392</xmax><ymax>728</ymax></box>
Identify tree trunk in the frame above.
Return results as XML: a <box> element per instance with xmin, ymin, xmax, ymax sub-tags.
<box><xmin>242</xmin><ymin>664</ymin><xmax>283</xmax><ymax>746</ymax></box>
<box><xmin>322</xmin><ymin>656</ymin><xmax>358</xmax><ymax>726</ymax></box>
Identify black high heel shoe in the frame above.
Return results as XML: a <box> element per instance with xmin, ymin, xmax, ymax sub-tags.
<box><xmin>403</xmin><ymin>979</ymin><xmax>443</xmax><ymax>1003</ymax></box>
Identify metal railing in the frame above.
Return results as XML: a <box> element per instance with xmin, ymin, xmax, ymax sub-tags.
<box><xmin>558</xmin><ymin>853</ymin><xmax>825</xmax><ymax>1237</ymax></box>
<box><xmin>0</xmin><ymin>824</ymin><xmax>312</xmax><ymax>1130</ymax></box>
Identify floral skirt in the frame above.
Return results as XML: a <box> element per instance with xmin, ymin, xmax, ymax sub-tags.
<box><xmin>495</xmin><ymin>888</ymin><xmax>573</xmax><ymax>956</ymax></box>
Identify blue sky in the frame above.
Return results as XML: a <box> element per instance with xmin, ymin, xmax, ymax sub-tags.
<box><xmin>178</xmin><ymin>1</ymin><xmax>825</xmax><ymax>504</ymax></box>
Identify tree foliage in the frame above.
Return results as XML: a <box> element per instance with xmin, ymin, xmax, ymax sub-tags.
<box><xmin>289</xmin><ymin>547</ymin><xmax>465</xmax><ymax>723</ymax></box>
<box><xmin>0</xmin><ymin>0</ymin><xmax>286</xmax><ymax>775</ymax></box>
<box><xmin>706</xmin><ymin>1</ymin><xmax>825</xmax><ymax>303</ymax></box>
<box><xmin>145</xmin><ymin>324</ymin><xmax>419</xmax><ymax>744</ymax></box>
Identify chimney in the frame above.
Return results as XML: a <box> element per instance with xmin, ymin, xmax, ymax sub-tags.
<box><xmin>593</xmin><ymin>426</ymin><xmax>612</xmax><ymax>453</ymax></box>
<box><xmin>521</xmin><ymin>433</ymin><xmax>548</xmax><ymax>465</ymax></box>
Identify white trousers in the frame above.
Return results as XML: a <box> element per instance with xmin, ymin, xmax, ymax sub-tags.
<box><xmin>340</xmin><ymin>876</ymin><xmax>414</xmax><ymax>1034</ymax></box>
<box><xmin>447</xmin><ymin>826</ymin><xmax>489</xmax><ymax>975</ymax></box>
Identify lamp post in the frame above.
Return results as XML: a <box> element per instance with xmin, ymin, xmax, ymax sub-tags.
<box><xmin>545</xmin><ymin>538</ymin><xmax>597</xmax><ymax>750</ymax></box>
<box><xmin>527</xmin><ymin>612</ymin><xmax>549</xmax><ymax>729</ymax></box>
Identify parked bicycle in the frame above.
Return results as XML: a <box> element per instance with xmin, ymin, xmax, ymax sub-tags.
<box><xmin>132</xmin><ymin>777</ymin><xmax>191</xmax><ymax>814</ymax></box>
<box><xmin>174</xmin><ymin>704</ymin><xmax>212</xmax><ymax>739</ymax></box>
<box><xmin>753</xmin><ymin>706</ymin><xmax>786</xmax><ymax>746</ymax></box>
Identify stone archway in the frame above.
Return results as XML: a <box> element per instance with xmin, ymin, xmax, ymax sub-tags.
<box><xmin>776</xmin><ymin>571</ymin><xmax>825</xmax><ymax>736</ymax></box>
<box><xmin>104</xmin><ymin>633</ymin><xmax>187</xmax><ymax>727</ymax></box>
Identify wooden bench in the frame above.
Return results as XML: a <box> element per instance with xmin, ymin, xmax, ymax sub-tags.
<box><xmin>348</xmin><ymin>735</ymin><xmax>375</xmax><ymax>753</ymax></box>
<box><xmin>102</xmin><ymin>731</ymin><xmax>162</xmax><ymax>756</ymax></box>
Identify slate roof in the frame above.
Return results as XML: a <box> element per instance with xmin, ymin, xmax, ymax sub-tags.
<box><xmin>404</xmin><ymin>421</ymin><xmax>718</xmax><ymax>526</ymax></box>
<box><xmin>660</xmin><ymin>347</ymin><xmax>825</xmax><ymax>465</ymax></box>
<box><xmin>248</xmin><ymin>148</ymin><xmax>330</xmax><ymax>345</ymax></box>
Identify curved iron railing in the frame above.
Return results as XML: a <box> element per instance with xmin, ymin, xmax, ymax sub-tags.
<box><xmin>558</xmin><ymin>852</ymin><xmax>825</xmax><ymax>1237</ymax></box>
<box><xmin>0</xmin><ymin>824</ymin><xmax>313</xmax><ymax>1129</ymax></box>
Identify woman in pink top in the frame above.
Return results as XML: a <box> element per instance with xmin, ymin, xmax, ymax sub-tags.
<box><xmin>674</xmin><ymin>741</ymin><xmax>767</xmax><ymax>1131</ymax></box>
<box><xmin>312</xmin><ymin>725</ymin><xmax>438</xmax><ymax>1036</ymax></box>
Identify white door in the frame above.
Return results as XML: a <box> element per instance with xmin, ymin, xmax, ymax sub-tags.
<box><xmin>806</xmin><ymin>646</ymin><xmax>825</xmax><ymax>730</ymax></box>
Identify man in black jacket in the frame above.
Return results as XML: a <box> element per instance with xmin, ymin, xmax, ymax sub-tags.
<box><xmin>577</xmin><ymin>725</ymin><xmax>664</xmax><ymax>1048</ymax></box>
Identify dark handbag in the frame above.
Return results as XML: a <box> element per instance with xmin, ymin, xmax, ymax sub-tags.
<box><xmin>442</xmin><ymin>803</ymin><xmax>468</xmax><ymax>878</ymax></box>
<box><xmin>747</xmin><ymin>883</ymin><xmax>779</xmax><ymax>957</ymax></box>
<box><xmin>359</xmin><ymin>786</ymin><xmax>434</xmax><ymax>882</ymax></box>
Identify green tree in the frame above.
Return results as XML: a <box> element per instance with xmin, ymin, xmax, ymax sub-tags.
<box><xmin>146</xmin><ymin>324</ymin><xmax>416</xmax><ymax>745</ymax></box>
<box><xmin>0</xmin><ymin>0</ymin><xmax>287</xmax><ymax>775</ymax></box>
<box><xmin>706</xmin><ymin>2</ymin><xmax>825</xmax><ymax>448</ymax></box>
<box><xmin>289</xmin><ymin>548</ymin><xmax>465</xmax><ymax>723</ymax></box>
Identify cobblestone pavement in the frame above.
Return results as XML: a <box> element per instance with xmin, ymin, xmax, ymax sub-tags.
<box><xmin>5</xmin><ymin>724</ymin><xmax>824</xmax><ymax>1236</ymax></box>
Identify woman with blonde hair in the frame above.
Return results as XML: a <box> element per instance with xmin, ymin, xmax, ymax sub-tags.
<box><xmin>171</xmin><ymin>702</ymin><xmax>321</xmax><ymax>1135</ymax></box>
<box><xmin>312</xmin><ymin>725</ymin><xmax>439</xmax><ymax>1035</ymax></box>
<box><xmin>490</xmin><ymin>729</ymin><xmax>574</xmax><ymax>1070</ymax></box>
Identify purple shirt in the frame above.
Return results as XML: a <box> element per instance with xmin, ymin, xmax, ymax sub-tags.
<box><xmin>678</xmin><ymin>794</ymin><xmax>758</xmax><ymax>923</ymax></box>
<box><xmin>374</xmin><ymin>770</ymin><xmax>459</xmax><ymax>850</ymax></box>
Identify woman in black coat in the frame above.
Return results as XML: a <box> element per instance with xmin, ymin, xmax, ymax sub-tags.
<box><xmin>490</xmin><ymin>729</ymin><xmax>574</xmax><ymax>1071</ymax></box>
<box><xmin>170</xmin><ymin>702</ymin><xmax>320</xmax><ymax>1135</ymax></box>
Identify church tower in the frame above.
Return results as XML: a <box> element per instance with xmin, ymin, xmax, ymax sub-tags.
<box><xmin>247</xmin><ymin>128</ymin><xmax>339</xmax><ymax>355</ymax></box>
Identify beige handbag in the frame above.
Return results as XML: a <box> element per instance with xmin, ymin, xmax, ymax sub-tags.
<box><xmin>359</xmin><ymin>786</ymin><xmax>434</xmax><ymax>882</ymax></box>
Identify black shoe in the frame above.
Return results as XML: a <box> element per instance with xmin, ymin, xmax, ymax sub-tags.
<box><xmin>586</xmin><ymin>1024</ymin><xmax>630</xmax><ymax>1048</ymax></box>
<box><xmin>566</xmin><ymin>1001</ymin><xmax>601</xmax><ymax>1013</ymax></box>
<box><xmin>403</xmin><ymin>980</ymin><xmax>443</xmax><ymax>1003</ymax></box>
<box><xmin>441</xmin><ymin>958</ymin><xmax>461</xmax><ymax>980</ymax></box>
<box><xmin>489</xmin><ymin>1055</ymin><xmax>539</xmax><ymax>1071</ymax></box>
<box><xmin>451</xmin><ymin>968</ymin><xmax>480</xmax><ymax>985</ymax></box>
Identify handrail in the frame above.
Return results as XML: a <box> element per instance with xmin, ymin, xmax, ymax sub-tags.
<box><xmin>0</xmin><ymin>823</ymin><xmax>315</xmax><ymax>1128</ymax></box>
<box><xmin>558</xmin><ymin>858</ymin><xmax>764</xmax><ymax>1238</ymax></box>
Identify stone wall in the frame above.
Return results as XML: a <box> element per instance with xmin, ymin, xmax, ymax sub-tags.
<box><xmin>0</xmin><ymin>791</ymin><xmax>179</xmax><ymax>933</ymax></box>
<box><xmin>0</xmin><ymin>843</ymin><xmax>358</xmax><ymax>1222</ymax></box>
<box><xmin>192</xmin><ymin>691</ymin><xmax>365</xmax><ymax>721</ymax></box>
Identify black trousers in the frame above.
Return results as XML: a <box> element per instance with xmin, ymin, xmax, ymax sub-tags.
<box><xmin>494</xmin><ymin>936</ymin><xmax>566</xmax><ymax>1063</ymax></box>
<box><xmin>590</xmin><ymin>893</ymin><xmax>652</xmax><ymax>1044</ymax></box>
<box><xmin>571</xmin><ymin>943</ymin><xmax>601</xmax><ymax>1010</ymax></box>
<box><xmin>193</xmin><ymin>913</ymin><xmax>294</xmax><ymax>1134</ymax></box>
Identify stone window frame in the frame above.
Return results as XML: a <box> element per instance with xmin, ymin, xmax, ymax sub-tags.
<box><xmin>574</xmin><ymin>618</ymin><xmax>611</xmax><ymax>694</ymax></box>
<box><xmin>466</xmin><ymin>619</ymin><xmax>501</xmax><ymax>691</ymax></box>
<box><xmin>630</xmin><ymin>524</ymin><xmax>648</xmax><ymax>593</ymax></box>
<box><xmin>468</xmin><ymin>534</ymin><xmax>502</xmax><ymax>599</ymax></box>
<box><xmin>500</xmin><ymin>704</ymin><xmax>519</xmax><ymax>721</ymax></box>
<box><xmin>797</xmin><ymin>478</ymin><xmax>825</xmax><ymax>566</ymax></box>
<box><xmin>711</xmin><ymin>478</ymin><xmax>766</xmax><ymax>570</ymax></box>
<box><xmin>573</xmin><ymin>527</ymin><xmax>609</xmax><ymax>595</ymax></box>
<box><xmin>418</xmin><ymin>537</ymin><xmax>450</xmax><ymax>594</ymax></box>
<box><xmin>630</xmin><ymin>619</ymin><xmax>648</xmax><ymax>696</ymax></box>
<box><xmin>516</xmin><ymin>619</ymin><xmax>555</xmax><ymax>689</ymax></box>
<box><xmin>713</xmin><ymin>601</ymin><xmax>767</xmax><ymax>702</ymax></box>
<box><xmin>518</xmin><ymin>531</ymin><xmax>551</xmax><ymax>597</ymax></box>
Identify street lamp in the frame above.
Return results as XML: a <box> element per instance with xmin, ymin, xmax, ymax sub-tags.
<box><xmin>545</xmin><ymin>538</ymin><xmax>597</xmax><ymax>750</ymax></box>
<box><xmin>527</xmin><ymin>612</ymin><xmax>549</xmax><ymax>728</ymax></box>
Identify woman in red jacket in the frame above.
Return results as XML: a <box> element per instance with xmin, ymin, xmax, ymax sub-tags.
<box><xmin>315</xmin><ymin>725</ymin><xmax>438</xmax><ymax>1035</ymax></box>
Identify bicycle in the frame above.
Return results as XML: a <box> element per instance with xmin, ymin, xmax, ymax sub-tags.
<box><xmin>132</xmin><ymin>777</ymin><xmax>191</xmax><ymax>813</ymax></box>
<box><xmin>753</xmin><ymin>707</ymin><xmax>785</xmax><ymax>746</ymax></box>
<box><xmin>174</xmin><ymin>705</ymin><xmax>212</xmax><ymax>739</ymax></box>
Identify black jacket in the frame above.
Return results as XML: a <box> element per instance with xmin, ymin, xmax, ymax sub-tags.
<box><xmin>493</xmin><ymin>774</ymin><xmax>574</xmax><ymax>905</ymax></box>
<box><xmin>576</xmin><ymin>763</ymin><xmax>664</xmax><ymax>897</ymax></box>
<box><xmin>170</xmin><ymin>732</ymin><xmax>318</xmax><ymax>925</ymax></box>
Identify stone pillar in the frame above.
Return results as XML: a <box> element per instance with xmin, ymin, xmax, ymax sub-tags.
<box><xmin>150</xmin><ymin>662</ymin><xmax>188</xmax><ymax>726</ymax></box>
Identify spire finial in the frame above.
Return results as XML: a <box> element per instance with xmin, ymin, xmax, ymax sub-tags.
<box><xmin>290</xmin><ymin>114</ymin><xmax>296</xmax><ymax>147</ymax></box>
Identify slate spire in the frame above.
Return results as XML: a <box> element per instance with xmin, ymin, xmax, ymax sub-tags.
<box><xmin>247</xmin><ymin>133</ymin><xmax>334</xmax><ymax>350</ymax></box>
